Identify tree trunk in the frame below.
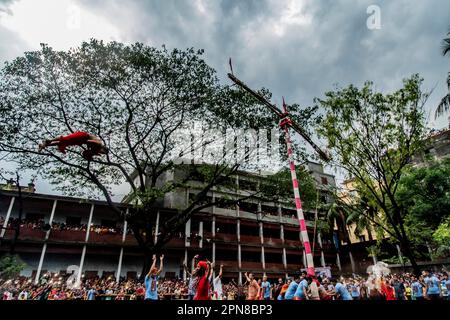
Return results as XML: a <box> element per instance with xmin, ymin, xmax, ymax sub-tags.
<box><xmin>400</xmin><ymin>240</ymin><xmax>420</xmax><ymax>276</ymax></box>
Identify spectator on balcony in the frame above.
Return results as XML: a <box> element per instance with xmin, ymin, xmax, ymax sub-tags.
<box><xmin>145</xmin><ymin>254</ymin><xmax>164</xmax><ymax>300</ymax></box>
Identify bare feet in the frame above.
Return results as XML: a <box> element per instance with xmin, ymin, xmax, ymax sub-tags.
<box><xmin>38</xmin><ymin>141</ymin><xmax>47</xmax><ymax>152</ymax></box>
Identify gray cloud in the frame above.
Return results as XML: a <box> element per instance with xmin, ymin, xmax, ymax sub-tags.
<box><xmin>76</xmin><ymin>0</ymin><xmax>449</xmax><ymax>123</ymax></box>
<box><xmin>0</xmin><ymin>0</ymin><xmax>449</xmax><ymax>194</ymax></box>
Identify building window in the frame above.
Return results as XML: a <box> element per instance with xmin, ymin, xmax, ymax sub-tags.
<box><xmin>321</xmin><ymin>177</ymin><xmax>328</xmax><ymax>185</ymax></box>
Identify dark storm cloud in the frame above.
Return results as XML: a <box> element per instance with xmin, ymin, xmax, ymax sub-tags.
<box><xmin>76</xmin><ymin>0</ymin><xmax>449</xmax><ymax>122</ymax></box>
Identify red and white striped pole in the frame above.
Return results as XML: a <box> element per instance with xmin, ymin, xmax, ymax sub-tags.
<box><xmin>280</xmin><ymin>98</ymin><xmax>315</xmax><ymax>276</ymax></box>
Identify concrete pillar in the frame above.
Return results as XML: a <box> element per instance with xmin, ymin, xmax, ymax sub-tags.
<box><xmin>183</xmin><ymin>249</ymin><xmax>188</xmax><ymax>281</ymax></box>
<box><xmin>76</xmin><ymin>204</ymin><xmax>94</xmax><ymax>286</ymax></box>
<box><xmin>302</xmin><ymin>250</ymin><xmax>306</xmax><ymax>268</ymax></box>
<box><xmin>212</xmin><ymin>216</ymin><xmax>216</xmax><ymax>237</ymax></box>
<box><xmin>239</xmin><ymin>272</ymin><xmax>242</xmax><ymax>285</ymax></box>
<box><xmin>349</xmin><ymin>251</ymin><xmax>356</xmax><ymax>273</ymax></box>
<box><xmin>76</xmin><ymin>245</ymin><xmax>87</xmax><ymax>286</ymax></box>
<box><xmin>0</xmin><ymin>196</ymin><xmax>15</xmax><ymax>238</ymax></box>
<box><xmin>35</xmin><ymin>243</ymin><xmax>47</xmax><ymax>285</ymax></box>
<box><xmin>236</xmin><ymin>219</ymin><xmax>240</xmax><ymax>242</ymax></box>
<box><xmin>280</xmin><ymin>224</ymin><xmax>285</xmax><ymax>242</ymax></box>
<box><xmin>199</xmin><ymin>221</ymin><xmax>203</xmax><ymax>248</ymax></box>
<box><xmin>85</xmin><ymin>204</ymin><xmax>94</xmax><ymax>242</ymax></box>
<box><xmin>261</xmin><ymin>246</ymin><xmax>266</xmax><ymax>270</ymax></box>
<box><xmin>34</xmin><ymin>200</ymin><xmax>57</xmax><ymax>284</ymax></box>
<box><xmin>282</xmin><ymin>247</ymin><xmax>287</xmax><ymax>268</ymax></box>
<box><xmin>238</xmin><ymin>244</ymin><xmax>242</xmax><ymax>269</ymax></box>
<box><xmin>336</xmin><ymin>253</ymin><xmax>342</xmax><ymax>271</ymax></box>
<box><xmin>154</xmin><ymin>209</ymin><xmax>160</xmax><ymax>244</ymax></box>
<box><xmin>427</xmin><ymin>242</ymin><xmax>433</xmax><ymax>261</ymax></box>
<box><xmin>185</xmin><ymin>219</ymin><xmax>191</xmax><ymax>247</ymax></box>
<box><xmin>116</xmin><ymin>248</ymin><xmax>124</xmax><ymax>281</ymax></box>
<box><xmin>396</xmin><ymin>244</ymin><xmax>404</xmax><ymax>265</ymax></box>
<box><xmin>318</xmin><ymin>232</ymin><xmax>326</xmax><ymax>267</ymax></box>
<box><xmin>321</xmin><ymin>251</ymin><xmax>326</xmax><ymax>268</ymax></box>
<box><xmin>116</xmin><ymin>213</ymin><xmax>128</xmax><ymax>283</ymax></box>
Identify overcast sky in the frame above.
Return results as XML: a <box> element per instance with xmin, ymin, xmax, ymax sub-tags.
<box><xmin>0</xmin><ymin>0</ymin><xmax>449</xmax><ymax>197</ymax></box>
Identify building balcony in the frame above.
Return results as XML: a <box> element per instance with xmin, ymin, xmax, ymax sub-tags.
<box><xmin>3</xmin><ymin>227</ymin><xmax>46</xmax><ymax>242</ymax></box>
<box><xmin>264</xmin><ymin>263</ymin><xmax>286</xmax><ymax>272</ymax></box>
<box><xmin>48</xmin><ymin>230</ymin><xmax>86</xmax><ymax>243</ymax></box>
<box><xmin>88</xmin><ymin>232</ymin><xmax>124</xmax><ymax>245</ymax></box>
<box><xmin>284</xmin><ymin>239</ymin><xmax>303</xmax><ymax>248</ymax></box>
<box><xmin>239</xmin><ymin>234</ymin><xmax>261</xmax><ymax>245</ymax></box>
<box><xmin>263</xmin><ymin>238</ymin><xmax>284</xmax><ymax>247</ymax></box>
<box><xmin>240</xmin><ymin>261</ymin><xmax>263</xmax><ymax>270</ymax></box>
<box><xmin>214</xmin><ymin>233</ymin><xmax>238</xmax><ymax>243</ymax></box>
<box><xmin>214</xmin><ymin>260</ymin><xmax>239</xmax><ymax>271</ymax></box>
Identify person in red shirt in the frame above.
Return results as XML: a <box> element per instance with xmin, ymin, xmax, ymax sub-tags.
<box><xmin>194</xmin><ymin>261</ymin><xmax>211</xmax><ymax>300</ymax></box>
<box><xmin>38</xmin><ymin>131</ymin><xmax>108</xmax><ymax>160</ymax></box>
<box><xmin>381</xmin><ymin>279</ymin><xmax>396</xmax><ymax>300</ymax></box>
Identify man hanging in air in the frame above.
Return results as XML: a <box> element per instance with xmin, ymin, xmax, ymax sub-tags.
<box><xmin>38</xmin><ymin>131</ymin><xmax>108</xmax><ymax>161</ymax></box>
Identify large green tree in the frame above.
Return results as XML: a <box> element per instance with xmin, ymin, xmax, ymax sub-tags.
<box><xmin>435</xmin><ymin>28</ymin><xmax>450</xmax><ymax>119</ymax></box>
<box><xmin>397</xmin><ymin>158</ymin><xmax>450</xmax><ymax>258</ymax></box>
<box><xmin>315</xmin><ymin>74</ymin><xmax>429</xmax><ymax>274</ymax></box>
<box><xmin>0</xmin><ymin>40</ymin><xmax>317</xmax><ymax>278</ymax></box>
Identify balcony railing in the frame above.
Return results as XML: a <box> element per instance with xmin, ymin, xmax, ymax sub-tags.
<box><xmin>240</xmin><ymin>261</ymin><xmax>263</xmax><ymax>270</ymax></box>
<box><xmin>88</xmin><ymin>232</ymin><xmax>123</xmax><ymax>245</ymax></box>
<box><xmin>239</xmin><ymin>234</ymin><xmax>261</xmax><ymax>244</ymax></box>
<box><xmin>214</xmin><ymin>233</ymin><xmax>238</xmax><ymax>243</ymax></box>
<box><xmin>264</xmin><ymin>263</ymin><xmax>286</xmax><ymax>271</ymax></box>
<box><xmin>3</xmin><ymin>227</ymin><xmax>46</xmax><ymax>241</ymax></box>
<box><xmin>49</xmin><ymin>230</ymin><xmax>86</xmax><ymax>243</ymax></box>
<box><xmin>284</xmin><ymin>239</ymin><xmax>303</xmax><ymax>248</ymax></box>
<box><xmin>263</xmin><ymin>238</ymin><xmax>283</xmax><ymax>246</ymax></box>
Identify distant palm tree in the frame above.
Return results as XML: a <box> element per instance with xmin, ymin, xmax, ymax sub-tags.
<box><xmin>435</xmin><ymin>30</ymin><xmax>450</xmax><ymax>120</ymax></box>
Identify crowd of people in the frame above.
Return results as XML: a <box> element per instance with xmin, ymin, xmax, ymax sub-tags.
<box><xmin>1</xmin><ymin>255</ymin><xmax>449</xmax><ymax>300</ymax></box>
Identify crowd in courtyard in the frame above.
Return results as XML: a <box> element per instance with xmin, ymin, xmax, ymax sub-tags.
<box><xmin>1</xmin><ymin>254</ymin><xmax>449</xmax><ymax>301</ymax></box>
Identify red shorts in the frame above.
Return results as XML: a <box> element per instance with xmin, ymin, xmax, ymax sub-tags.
<box><xmin>58</xmin><ymin>131</ymin><xmax>90</xmax><ymax>153</ymax></box>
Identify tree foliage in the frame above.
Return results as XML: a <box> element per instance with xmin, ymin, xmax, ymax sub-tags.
<box><xmin>0</xmin><ymin>40</ymin><xmax>318</xmax><ymax>274</ymax></box>
<box><xmin>0</xmin><ymin>254</ymin><xmax>26</xmax><ymax>279</ymax></box>
<box><xmin>315</xmin><ymin>74</ymin><xmax>429</xmax><ymax>273</ymax></box>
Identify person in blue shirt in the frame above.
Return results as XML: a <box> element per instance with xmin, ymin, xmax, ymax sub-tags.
<box><xmin>86</xmin><ymin>287</ymin><xmax>97</xmax><ymax>300</ymax></box>
<box><xmin>423</xmin><ymin>270</ymin><xmax>441</xmax><ymax>300</ymax></box>
<box><xmin>284</xmin><ymin>277</ymin><xmax>300</xmax><ymax>300</ymax></box>
<box><xmin>294</xmin><ymin>276</ymin><xmax>309</xmax><ymax>300</ymax></box>
<box><xmin>443</xmin><ymin>273</ymin><xmax>450</xmax><ymax>301</ymax></box>
<box><xmin>261</xmin><ymin>275</ymin><xmax>271</xmax><ymax>300</ymax></box>
<box><xmin>330</xmin><ymin>278</ymin><xmax>353</xmax><ymax>300</ymax></box>
<box><xmin>411</xmin><ymin>275</ymin><xmax>424</xmax><ymax>300</ymax></box>
<box><xmin>145</xmin><ymin>254</ymin><xmax>164</xmax><ymax>300</ymax></box>
<box><xmin>349</xmin><ymin>280</ymin><xmax>361</xmax><ymax>300</ymax></box>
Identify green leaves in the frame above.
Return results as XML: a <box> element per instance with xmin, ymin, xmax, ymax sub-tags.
<box><xmin>0</xmin><ymin>254</ymin><xmax>26</xmax><ymax>279</ymax></box>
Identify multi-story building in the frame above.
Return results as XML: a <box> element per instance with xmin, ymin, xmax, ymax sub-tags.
<box><xmin>0</xmin><ymin>162</ymin><xmax>341</xmax><ymax>284</ymax></box>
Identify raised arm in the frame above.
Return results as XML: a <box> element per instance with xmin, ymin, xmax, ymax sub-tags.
<box><xmin>244</xmin><ymin>272</ymin><xmax>251</xmax><ymax>283</ymax></box>
<box><xmin>157</xmin><ymin>255</ymin><xmax>164</xmax><ymax>275</ymax></box>
<box><xmin>217</xmin><ymin>264</ymin><xmax>223</xmax><ymax>279</ymax></box>
<box><xmin>183</xmin><ymin>263</ymin><xmax>191</xmax><ymax>277</ymax></box>
<box><xmin>147</xmin><ymin>255</ymin><xmax>157</xmax><ymax>277</ymax></box>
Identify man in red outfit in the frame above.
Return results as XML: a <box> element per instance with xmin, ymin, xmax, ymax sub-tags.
<box><xmin>194</xmin><ymin>260</ymin><xmax>211</xmax><ymax>300</ymax></box>
<box><xmin>38</xmin><ymin>131</ymin><xmax>108</xmax><ymax>160</ymax></box>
